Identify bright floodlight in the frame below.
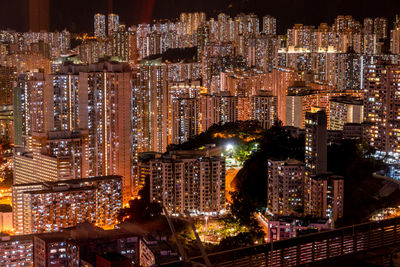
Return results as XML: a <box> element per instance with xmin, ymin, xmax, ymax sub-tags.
<box><xmin>226</xmin><ymin>144</ymin><xmax>234</xmax><ymax>151</ymax></box>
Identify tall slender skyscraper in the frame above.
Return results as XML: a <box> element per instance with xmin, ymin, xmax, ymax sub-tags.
<box><xmin>363</xmin><ymin>61</ymin><xmax>400</xmax><ymax>154</ymax></box>
<box><xmin>133</xmin><ymin>63</ymin><xmax>169</xmax><ymax>153</ymax></box>
<box><xmin>14</xmin><ymin>62</ymin><xmax>134</xmax><ymax>205</ymax></box>
<box><xmin>304</xmin><ymin>109</ymin><xmax>328</xmax><ymax>216</ymax></box>
<box><xmin>391</xmin><ymin>16</ymin><xmax>400</xmax><ymax>55</ymax></box>
<box><xmin>94</xmin><ymin>14</ymin><xmax>106</xmax><ymax>39</ymax></box>
<box><xmin>263</xmin><ymin>15</ymin><xmax>277</xmax><ymax>35</ymax></box>
<box><xmin>108</xmin><ymin>13</ymin><xmax>119</xmax><ymax>36</ymax></box>
<box><xmin>305</xmin><ymin>109</ymin><xmax>327</xmax><ymax>176</ymax></box>
<box><xmin>374</xmin><ymin>17</ymin><xmax>388</xmax><ymax>40</ymax></box>
<box><xmin>251</xmin><ymin>90</ymin><xmax>277</xmax><ymax>130</ymax></box>
<box><xmin>0</xmin><ymin>66</ymin><xmax>16</xmax><ymax>106</ymax></box>
<box><xmin>80</xmin><ymin>61</ymin><xmax>133</xmax><ymax>204</ymax></box>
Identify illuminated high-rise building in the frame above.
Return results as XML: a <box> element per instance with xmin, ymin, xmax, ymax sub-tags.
<box><xmin>272</xmin><ymin>67</ymin><xmax>299</xmax><ymax>124</ymax></box>
<box><xmin>133</xmin><ymin>62</ymin><xmax>169</xmax><ymax>153</ymax></box>
<box><xmin>391</xmin><ymin>16</ymin><xmax>400</xmax><ymax>55</ymax></box>
<box><xmin>304</xmin><ymin>109</ymin><xmax>328</xmax><ymax>216</ymax></box>
<box><xmin>179</xmin><ymin>12</ymin><xmax>205</xmax><ymax>35</ymax></box>
<box><xmin>374</xmin><ymin>17</ymin><xmax>388</xmax><ymax>40</ymax></box>
<box><xmin>329</xmin><ymin>96</ymin><xmax>363</xmax><ymax>130</ymax></box>
<box><xmin>110</xmin><ymin>26</ymin><xmax>137</xmax><ymax>62</ymax></box>
<box><xmin>170</xmin><ymin>82</ymin><xmax>201</xmax><ymax>144</ymax></box>
<box><xmin>268</xmin><ymin>159</ymin><xmax>305</xmax><ymax>215</ymax></box>
<box><xmin>13</xmin><ymin>72</ymin><xmax>46</xmax><ymax>152</ymax></box>
<box><xmin>251</xmin><ymin>90</ymin><xmax>277</xmax><ymax>130</ymax></box>
<box><xmin>333</xmin><ymin>15</ymin><xmax>360</xmax><ymax>33</ymax></box>
<box><xmin>313</xmin><ymin>23</ymin><xmax>334</xmax><ymax>51</ymax></box>
<box><xmin>363</xmin><ymin>18</ymin><xmax>374</xmax><ymax>34</ymax></box>
<box><xmin>108</xmin><ymin>13</ymin><xmax>120</xmax><ymax>36</ymax></box>
<box><xmin>77</xmin><ymin>39</ymin><xmax>108</xmax><ymax>64</ymax></box>
<box><xmin>145</xmin><ymin>148</ymin><xmax>225</xmax><ymax>215</ymax></box>
<box><xmin>249</xmin><ymin>35</ymin><xmax>277</xmax><ymax>71</ymax></box>
<box><xmin>286</xmin><ymin>89</ymin><xmax>317</xmax><ymax>129</ymax></box>
<box><xmin>305</xmin><ymin>109</ymin><xmax>327</xmax><ymax>177</ymax></box>
<box><xmin>14</xmin><ymin>61</ymin><xmax>134</xmax><ymax>204</ymax></box>
<box><xmin>363</xmin><ymin>61</ymin><xmax>400</xmax><ymax>153</ymax></box>
<box><xmin>218</xmin><ymin>13</ymin><xmax>229</xmax><ymax>42</ymax></box>
<box><xmin>199</xmin><ymin>94</ymin><xmax>219</xmax><ymax>132</ymax></box>
<box><xmin>0</xmin><ymin>235</ymin><xmax>33</xmax><ymax>266</ymax></box>
<box><xmin>14</xmin><ymin>69</ymin><xmax>84</xmax><ymax>152</ymax></box>
<box><xmin>46</xmin><ymin>72</ymin><xmax>81</xmax><ymax>132</ymax></box>
<box><xmin>180</xmin><ymin>13</ymin><xmax>188</xmax><ymax>25</ymax></box>
<box><xmin>13</xmin><ymin>129</ymin><xmax>90</xmax><ymax>234</ymax></box>
<box><xmin>80</xmin><ymin>61</ymin><xmax>133</xmax><ymax>203</ymax></box>
<box><xmin>310</xmin><ymin>174</ymin><xmax>344</xmax><ymax>221</ymax></box>
<box><xmin>0</xmin><ymin>66</ymin><xmax>16</xmax><ymax>106</ymax></box>
<box><xmin>246</xmin><ymin>13</ymin><xmax>260</xmax><ymax>35</ymax></box>
<box><xmin>133</xmin><ymin>59</ymin><xmax>202</xmax><ymax>155</ymax></box>
<box><xmin>287</xmin><ymin>24</ymin><xmax>314</xmax><ymax>50</ymax></box>
<box><xmin>217</xmin><ymin>91</ymin><xmax>239</xmax><ymax>123</ymax></box>
<box><xmin>263</xmin><ymin>15</ymin><xmax>276</xmax><ymax>35</ymax></box>
<box><xmin>94</xmin><ymin>13</ymin><xmax>106</xmax><ymax>39</ymax></box>
<box><xmin>13</xmin><ymin>176</ymin><xmax>122</xmax><ymax>234</ymax></box>
<box><xmin>171</xmin><ymin>95</ymin><xmax>200</xmax><ymax>144</ymax></box>
<box><xmin>199</xmin><ymin>91</ymin><xmax>240</xmax><ymax>131</ymax></box>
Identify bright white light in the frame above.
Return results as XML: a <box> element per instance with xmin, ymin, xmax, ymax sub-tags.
<box><xmin>226</xmin><ymin>144</ymin><xmax>234</xmax><ymax>151</ymax></box>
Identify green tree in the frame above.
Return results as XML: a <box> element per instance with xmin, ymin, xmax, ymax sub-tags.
<box><xmin>230</xmin><ymin>122</ymin><xmax>305</xmax><ymax>231</ymax></box>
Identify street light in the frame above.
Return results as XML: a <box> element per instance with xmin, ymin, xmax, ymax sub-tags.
<box><xmin>226</xmin><ymin>143</ymin><xmax>234</xmax><ymax>151</ymax></box>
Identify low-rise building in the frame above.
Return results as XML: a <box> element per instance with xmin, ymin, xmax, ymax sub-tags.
<box><xmin>266</xmin><ymin>216</ymin><xmax>331</xmax><ymax>242</ymax></box>
<box><xmin>267</xmin><ymin>159</ymin><xmax>305</xmax><ymax>215</ymax></box>
<box><xmin>139</xmin><ymin>146</ymin><xmax>226</xmax><ymax>215</ymax></box>
<box><xmin>0</xmin><ymin>234</ymin><xmax>33</xmax><ymax>266</ymax></box>
<box><xmin>13</xmin><ymin>175</ymin><xmax>122</xmax><ymax>234</ymax></box>
<box><xmin>329</xmin><ymin>96</ymin><xmax>363</xmax><ymax>130</ymax></box>
<box><xmin>309</xmin><ymin>174</ymin><xmax>344</xmax><ymax>222</ymax></box>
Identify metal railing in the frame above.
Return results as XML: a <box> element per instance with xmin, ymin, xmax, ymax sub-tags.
<box><xmin>189</xmin><ymin>217</ymin><xmax>400</xmax><ymax>266</ymax></box>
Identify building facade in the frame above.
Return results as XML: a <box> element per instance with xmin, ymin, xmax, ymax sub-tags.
<box><xmin>140</xmin><ymin>148</ymin><xmax>226</xmax><ymax>215</ymax></box>
<box><xmin>13</xmin><ymin>176</ymin><xmax>122</xmax><ymax>235</ymax></box>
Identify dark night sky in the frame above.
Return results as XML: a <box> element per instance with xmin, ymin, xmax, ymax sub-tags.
<box><xmin>0</xmin><ymin>0</ymin><xmax>399</xmax><ymax>34</ymax></box>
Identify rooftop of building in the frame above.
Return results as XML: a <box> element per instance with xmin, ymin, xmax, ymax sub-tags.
<box><xmin>222</xmin><ymin>67</ymin><xmax>265</xmax><ymax>78</ymax></box>
<box><xmin>0</xmin><ymin>233</ymin><xmax>34</xmax><ymax>243</ymax></box>
<box><xmin>168</xmin><ymin>144</ymin><xmax>222</xmax><ymax>159</ymax></box>
<box><xmin>97</xmin><ymin>252</ymin><xmax>130</xmax><ymax>262</ymax></box>
<box><xmin>311</xmin><ymin>172</ymin><xmax>344</xmax><ymax>181</ymax></box>
<box><xmin>13</xmin><ymin>175</ymin><xmax>122</xmax><ymax>192</ymax></box>
<box><xmin>57</xmin><ymin>58</ymin><xmax>131</xmax><ymax>74</ymax></box>
<box><xmin>141</xmin><ymin>47</ymin><xmax>197</xmax><ymax>64</ymax></box>
<box><xmin>66</xmin><ymin>223</ymin><xmax>146</xmax><ymax>244</ymax></box>
<box><xmin>344</xmin><ymin>122</ymin><xmax>364</xmax><ymax>127</ymax></box>
<box><xmin>254</xmin><ymin>90</ymin><xmax>274</xmax><ymax>97</ymax></box>
<box><xmin>287</xmin><ymin>88</ymin><xmax>318</xmax><ymax>96</ymax></box>
<box><xmin>284</xmin><ymin>158</ymin><xmax>305</xmax><ymax>166</ymax></box>
<box><xmin>31</xmin><ymin>223</ymin><xmax>147</xmax><ymax>246</ymax></box>
<box><xmin>32</xmin><ymin>130</ymin><xmax>88</xmax><ymax>141</ymax></box>
<box><xmin>271</xmin><ymin>215</ymin><xmax>330</xmax><ymax>226</ymax></box>
<box><xmin>27</xmin><ymin>185</ymin><xmax>97</xmax><ymax>195</ymax></box>
<box><xmin>268</xmin><ymin>158</ymin><xmax>304</xmax><ymax>166</ymax></box>
<box><xmin>143</xmin><ymin>237</ymin><xmax>180</xmax><ymax>265</ymax></box>
<box><xmin>330</xmin><ymin>95</ymin><xmax>363</xmax><ymax>105</ymax></box>
<box><xmin>0</xmin><ymin>204</ymin><xmax>11</xmax><ymax>213</ymax></box>
<box><xmin>35</xmin><ymin>231</ymin><xmax>69</xmax><ymax>242</ymax></box>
